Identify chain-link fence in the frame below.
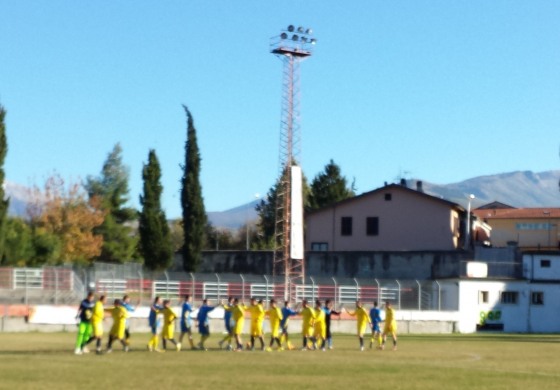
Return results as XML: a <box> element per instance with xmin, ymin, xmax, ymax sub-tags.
<box><xmin>0</xmin><ymin>263</ymin><xmax>460</xmax><ymax>310</ymax></box>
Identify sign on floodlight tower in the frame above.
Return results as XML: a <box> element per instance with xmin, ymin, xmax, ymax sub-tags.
<box><xmin>270</xmin><ymin>25</ymin><xmax>316</xmax><ymax>300</ymax></box>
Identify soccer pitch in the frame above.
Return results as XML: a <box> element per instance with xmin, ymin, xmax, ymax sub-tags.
<box><xmin>0</xmin><ymin>333</ymin><xmax>559</xmax><ymax>390</ymax></box>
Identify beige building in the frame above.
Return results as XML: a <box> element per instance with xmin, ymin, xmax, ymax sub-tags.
<box><xmin>305</xmin><ymin>183</ymin><xmax>468</xmax><ymax>252</ymax></box>
<box><xmin>473</xmin><ymin>207</ymin><xmax>560</xmax><ymax>250</ymax></box>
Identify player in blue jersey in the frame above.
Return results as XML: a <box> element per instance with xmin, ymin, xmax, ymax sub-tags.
<box><xmin>369</xmin><ymin>301</ymin><xmax>383</xmax><ymax>349</ymax></box>
<box><xmin>280</xmin><ymin>301</ymin><xmax>297</xmax><ymax>350</ymax></box>
<box><xmin>196</xmin><ymin>298</ymin><xmax>216</xmax><ymax>351</ymax></box>
<box><xmin>147</xmin><ymin>296</ymin><xmax>162</xmax><ymax>352</ymax></box>
<box><xmin>74</xmin><ymin>292</ymin><xmax>95</xmax><ymax>355</ymax></box>
<box><xmin>121</xmin><ymin>295</ymin><xmax>136</xmax><ymax>347</ymax></box>
<box><xmin>219</xmin><ymin>296</ymin><xmax>234</xmax><ymax>350</ymax></box>
<box><xmin>179</xmin><ymin>295</ymin><xmax>195</xmax><ymax>350</ymax></box>
<box><xmin>324</xmin><ymin>300</ymin><xmax>341</xmax><ymax>349</ymax></box>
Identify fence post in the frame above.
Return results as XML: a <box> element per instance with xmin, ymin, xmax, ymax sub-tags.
<box><xmin>240</xmin><ymin>274</ymin><xmax>245</xmax><ymax>302</ymax></box>
<box><xmin>24</xmin><ymin>267</ymin><xmax>28</xmax><ymax>306</ymax></box>
<box><xmin>54</xmin><ymin>267</ymin><xmax>59</xmax><ymax>305</ymax></box>
<box><xmin>374</xmin><ymin>278</ymin><xmax>380</xmax><ymax>304</ymax></box>
<box><xmin>332</xmin><ymin>277</ymin><xmax>338</xmax><ymax>306</ymax></box>
<box><xmin>395</xmin><ymin>280</ymin><xmax>401</xmax><ymax>309</ymax></box>
<box><xmin>310</xmin><ymin>277</ymin><xmax>315</xmax><ymax>302</ymax></box>
<box><xmin>416</xmin><ymin>280</ymin><xmax>421</xmax><ymax>310</ymax></box>
<box><xmin>435</xmin><ymin>281</ymin><xmax>441</xmax><ymax>311</ymax></box>
<box><xmin>138</xmin><ymin>269</ymin><xmax>144</xmax><ymax>305</ymax></box>
<box><xmin>164</xmin><ymin>271</ymin><xmax>169</xmax><ymax>299</ymax></box>
<box><xmin>353</xmin><ymin>278</ymin><xmax>359</xmax><ymax>301</ymax></box>
<box><xmin>263</xmin><ymin>275</ymin><xmax>269</xmax><ymax>306</ymax></box>
<box><xmin>215</xmin><ymin>273</ymin><xmax>221</xmax><ymax>302</ymax></box>
<box><xmin>190</xmin><ymin>273</ymin><xmax>195</xmax><ymax>299</ymax></box>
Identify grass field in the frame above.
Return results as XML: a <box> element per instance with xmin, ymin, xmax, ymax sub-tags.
<box><xmin>0</xmin><ymin>333</ymin><xmax>559</xmax><ymax>389</ymax></box>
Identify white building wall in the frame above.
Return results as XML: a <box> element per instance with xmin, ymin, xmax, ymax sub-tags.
<box><xmin>522</xmin><ymin>253</ymin><xmax>560</xmax><ymax>280</ymax></box>
<box><xmin>456</xmin><ymin>279</ymin><xmax>560</xmax><ymax>333</ymax></box>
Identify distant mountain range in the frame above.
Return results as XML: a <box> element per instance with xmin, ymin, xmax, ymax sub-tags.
<box><xmin>206</xmin><ymin>170</ymin><xmax>560</xmax><ymax>228</ymax></box>
<box><xmin>5</xmin><ymin>170</ymin><xmax>560</xmax><ymax>228</ymax></box>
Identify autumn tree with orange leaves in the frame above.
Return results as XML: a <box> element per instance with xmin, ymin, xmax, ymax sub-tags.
<box><xmin>27</xmin><ymin>174</ymin><xmax>105</xmax><ymax>265</ymax></box>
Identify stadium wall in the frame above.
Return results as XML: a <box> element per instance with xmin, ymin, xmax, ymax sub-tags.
<box><xmin>0</xmin><ymin>305</ymin><xmax>459</xmax><ymax>334</ymax></box>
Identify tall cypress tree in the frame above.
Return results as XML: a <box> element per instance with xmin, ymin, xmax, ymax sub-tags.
<box><xmin>139</xmin><ymin>150</ymin><xmax>173</xmax><ymax>271</ymax></box>
<box><xmin>0</xmin><ymin>106</ymin><xmax>9</xmax><ymax>263</ymax></box>
<box><xmin>180</xmin><ymin>106</ymin><xmax>206</xmax><ymax>272</ymax></box>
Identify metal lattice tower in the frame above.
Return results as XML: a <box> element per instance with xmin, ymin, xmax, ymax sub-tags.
<box><xmin>270</xmin><ymin>25</ymin><xmax>316</xmax><ymax>300</ymax></box>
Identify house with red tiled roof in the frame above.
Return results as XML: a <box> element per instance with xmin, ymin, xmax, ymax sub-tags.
<box><xmin>473</xmin><ymin>206</ymin><xmax>560</xmax><ymax>250</ymax></box>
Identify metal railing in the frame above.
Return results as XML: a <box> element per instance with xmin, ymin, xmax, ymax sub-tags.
<box><xmin>0</xmin><ymin>264</ymin><xmax>456</xmax><ymax>311</ymax></box>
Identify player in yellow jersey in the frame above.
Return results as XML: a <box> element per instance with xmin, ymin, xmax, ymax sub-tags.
<box><xmin>107</xmin><ymin>299</ymin><xmax>128</xmax><ymax>353</ymax></box>
<box><xmin>345</xmin><ymin>300</ymin><xmax>372</xmax><ymax>351</ymax></box>
<box><xmin>299</xmin><ymin>300</ymin><xmax>316</xmax><ymax>350</ymax></box>
<box><xmin>230</xmin><ymin>298</ymin><xmax>248</xmax><ymax>351</ymax></box>
<box><xmin>312</xmin><ymin>300</ymin><xmax>327</xmax><ymax>351</ymax></box>
<box><xmin>86</xmin><ymin>295</ymin><xmax>106</xmax><ymax>354</ymax></box>
<box><xmin>161</xmin><ymin>299</ymin><xmax>180</xmax><ymax>351</ymax></box>
<box><xmin>246</xmin><ymin>297</ymin><xmax>266</xmax><ymax>351</ymax></box>
<box><xmin>381</xmin><ymin>301</ymin><xmax>398</xmax><ymax>351</ymax></box>
<box><xmin>266</xmin><ymin>299</ymin><xmax>283</xmax><ymax>351</ymax></box>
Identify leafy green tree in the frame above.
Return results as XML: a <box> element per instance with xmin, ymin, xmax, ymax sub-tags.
<box><xmin>3</xmin><ymin>218</ymin><xmax>34</xmax><ymax>266</ymax></box>
<box><xmin>0</xmin><ymin>106</ymin><xmax>9</xmax><ymax>262</ymax></box>
<box><xmin>86</xmin><ymin>143</ymin><xmax>137</xmax><ymax>263</ymax></box>
<box><xmin>308</xmin><ymin>159</ymin><xmax>355</xmax><ymax>210</ymax></box>
<box><xmin>180</xmin><ymin>106</ymin><xmax>207</xmax><ymax>272</ymax></box>
<box><xmin>139</xmin><ymin>150</ymin><xmax>173</xmax><ymax>271</ymax></box>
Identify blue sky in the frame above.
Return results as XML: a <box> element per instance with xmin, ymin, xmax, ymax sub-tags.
<box><xmin>1</xmin><ymin>1</ymin><xmax>559</xmax><ymax>218</ymax></box>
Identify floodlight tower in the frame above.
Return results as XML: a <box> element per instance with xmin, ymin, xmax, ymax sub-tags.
<box><xmin>270</xmin><ymin>25</ymin><xmax>316</xmax><ymax>300</ymax></box>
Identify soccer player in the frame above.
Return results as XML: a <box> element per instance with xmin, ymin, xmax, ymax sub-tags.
<box><xmin>147</xmin><ymin>296</ymin><xmax>162</xmax><ymax>352</ymax></box>
<box><xmin>280</xmin><ymin>301</ymin><xmax>297</xmax><ymax>350</ymax></box>
<box><xmin>85</xmin><ymin>294</ymin><xmax>106</xmax><ymax>354</ymax></box>
<box><xmin>74</xmin><ymin>292</ymin><xmax>95</xmax><ymax>355</ymax></box>
<box><xmin>120</xmin><ymin>295</ymin><xmax>136</xmax><ymax>347</ymax></box>
<box><xmin>196</xmin><ymin>298</ymin><xmax>216</xmax><ymax>351</ymax></box>
<box><xmin>345</xmin><ymin>300</ymin><xmax>372</xmax><ymax>351</ymax></box>
<box><xmin>369</xmin><ymin>301</ymin><xmax>383</xmax><ymax>349</ymax></box>
<box><xmin>266</xmin><ymin>299</ymin><xmax>283</xmax><ymax>350</ymax></box>
<box><xmin>231</xmin><ymin>298</ymin><xmax>248</xmax><ymax>351</ymax></box>
<box><xmin>107</xmin><ymin>299</ymin><xmax>128</xmax><ymax>353</ymax></box>
<box><xmin>324</xmin><ymin>299</ymin><xmax>341</xmax><ymax>349</ymax></box>
<box><xmin>381</xmin><ymin>301</ymin><xmax>398</xmax><ymax>351</ymax></box>
<box><xmin>312</xmin><ymin>300</ymin><xmax>326</xmax><ymax>351</ymax></box>
<box><xmin>299</xmin><ymin>299</ymin><xmax>316</xmax><ymax>350</ymax></box>
<box><xmin>161</xmin><ymin>299</ymin><xmax>180</xmax><ymax>351</ymax></box>
<box><xmin>219</xmin><ymin>296</ymin><xmax>235</xmax><ymax>350</ymax></box>
<box><xmin>246</xmin><ymin>297</ymin><xmax>266</xmax><ymax>351</ymax></box>
<box><xmin>179</xmin><ymin>295</ymin><xmax>195</xmax><ymax>350</ymax></box>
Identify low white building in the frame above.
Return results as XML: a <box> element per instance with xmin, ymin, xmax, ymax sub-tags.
<box><xmin>447</xmin><ymin>252</ymin><xmax>560</xmax><ymax>333</ymax></box>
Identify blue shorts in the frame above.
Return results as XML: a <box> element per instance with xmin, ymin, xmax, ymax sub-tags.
<box><xmin>149</xmin><ymin>321</ymin><xmax>160</xmax><ymax>335</ymax></box>
<box><xmin>181</xmin><ymin>322</ymin><xmax>191</xmax><ymax>333</ymax></box>
<box><xmin>371</xmin><ymin>323</ymin><xmax>380</xmax><ymax>332</ymax></box>
<box><xmin>199</xmin><ymin>324</ymin><xmax>210</xmax><ymax>335</ymax></box>
<box><xmin>225</xmin><ymin>322</ymin><xmax>232</xmax><ymax>334</ymax></box>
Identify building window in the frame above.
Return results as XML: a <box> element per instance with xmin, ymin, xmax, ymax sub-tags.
<box><xmin>366</xmin><ymin>217</ymin><xmax>379</xmax><ymax>236</ymax></box>
<box><xmin>311</xmin><ymin>242</ymin><xmax>328</xmax><ymax>251</ymax></box>
<box><xmin>341</xmin><ymin>217</ymin><xmax>353</xmax><ymax>236</ymax></box>
<box><xmin>478</xmin><ymin>291</ymin><xmax>489</xmax><ymax>304</ymax></box>
<box><xmin>384</xmin><ymin>193</ymin><xmax>392</xmax><ymax>201</ymax></box>
<box><xmin>540</xmin><ymin>259</ymin><xmax>551</xmax><ymax>268</ymax></box>
<box><xmin>500</xmin><ymin>291</ymin><xmax>518</xmax><ymax>304</ymax></box>
<box><xmin>531</xmin><ymin>292</ymin><xmax>544</xmax><ymax>305</ymax></box>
